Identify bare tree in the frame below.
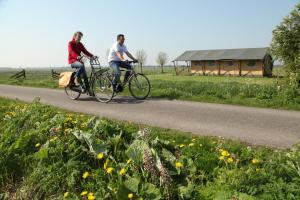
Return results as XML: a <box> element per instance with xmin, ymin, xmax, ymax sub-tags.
<box><xmin>156</xmin><ymin>52</ymin><xmax>168</xmax><ymax>73</ymax></box>
<box><xmin>136</xmin><ymin>49</ymin><xmax>147</xmax><ymax>73</ymax></box>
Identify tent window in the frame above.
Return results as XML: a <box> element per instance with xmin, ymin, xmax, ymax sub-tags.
<box><xmin>226</xmin><ymin>61</ymin><xmax>234</xmax><ymax>66</ymax></box>
<box><xmin>208</xmin><ymin>61</ymin><xmax>216</xmax><ymax>66</ymax></box>
<box><xmin>248</xmin><ymin>60</ymin><xmax>256</xmax><ymax>66</ymax></box>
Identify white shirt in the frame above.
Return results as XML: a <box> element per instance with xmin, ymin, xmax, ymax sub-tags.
<box><xmin>108</xmin><ymin>42</ymin><xmax>128</xmax><ymax>62</ymax></box>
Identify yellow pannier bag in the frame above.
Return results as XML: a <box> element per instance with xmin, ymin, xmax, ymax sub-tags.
<box><xmin>59</xmin><ymin>72</ymin><xmax>74</xmax><ymax>88</ymax></box>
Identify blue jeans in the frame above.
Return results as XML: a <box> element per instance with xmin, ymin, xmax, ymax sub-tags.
<box><xmin>109</xmin><ymin>61</ymin><xmax>132</xmax><ymax>85</ymax></box>
<box><xmin>71</xmin><ymin>61</ymin><xmax>89</xmax><ymax>89</ymax></box>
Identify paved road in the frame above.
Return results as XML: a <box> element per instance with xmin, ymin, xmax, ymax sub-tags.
<box><xmin>1</xmin><ymin>84</ymin><xmax>299</xmax><ymax>148</ymax></box>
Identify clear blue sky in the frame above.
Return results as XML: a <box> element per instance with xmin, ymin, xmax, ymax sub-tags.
<box><xmin>0</xmin><ymin>0</ymin><xmax>298</xmax><ymax>67</ymax></box>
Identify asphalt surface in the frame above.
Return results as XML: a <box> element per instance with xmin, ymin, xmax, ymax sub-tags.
<box><xmin>0</xmin><ymin>84</ymin><xmax>299</xmax><ymax>148</ymax></box>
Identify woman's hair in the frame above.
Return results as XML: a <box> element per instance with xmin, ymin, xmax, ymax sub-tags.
<box><xmin>73</xmin><ymin>31</ymin><xmax>83</xmax><ymax>38</ymax></box>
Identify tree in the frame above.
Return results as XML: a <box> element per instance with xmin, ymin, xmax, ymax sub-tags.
<box><xmin>271</xmin><ymin>3</ymin><xmax>300</xmax><ymax>76</ymax></box>
<box><xmin>156</xmin><ymin>52</ymin><xmax>168</xmax><ymax>73</ymax></box>
<box><xmin>136</xmin><ymin>50</ymin><xmax>147</xmax><ymax>73</ymax></box>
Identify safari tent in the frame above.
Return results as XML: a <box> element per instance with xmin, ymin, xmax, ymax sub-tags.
<box><xmin>173</xmin><ymin>47</ymin><xmax>273</xmax><ymax>77</ymax></box>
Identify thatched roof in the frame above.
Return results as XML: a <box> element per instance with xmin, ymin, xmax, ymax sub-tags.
<box><xmin>174</xmin><ymin>47</ymin><xmax>270</xmax><ymax>61</ymax></box>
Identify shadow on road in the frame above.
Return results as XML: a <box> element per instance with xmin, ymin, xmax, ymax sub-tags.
<box><xmin>77</xmin><ymin>96</ymin><xmax>144</xmax><ymax>104</ymax></box>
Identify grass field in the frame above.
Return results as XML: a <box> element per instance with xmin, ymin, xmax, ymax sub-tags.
<box><xmin>0</xmin><ymin>66</ymin><xmax>299</xmax><ymax>111</ymax></box>
<box><xmin>1</xmin><ymin>97</ymin><xmax>300</xmax><ymax>199</ymax></box>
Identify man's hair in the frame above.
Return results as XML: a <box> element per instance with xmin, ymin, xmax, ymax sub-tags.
<box><xmin>73</xmin><ymin>31</ymin><xmax>83</xmax><ymax>38</ymax></box>
<box><xmin>117</xmin><ymin>34</ymin><xmax>124</xmax><ymax>40</ymax></box>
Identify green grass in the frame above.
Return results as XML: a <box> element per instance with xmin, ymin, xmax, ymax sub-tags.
<box><xmin>0</xmin><ymin>97</ymin><xmax>300</xmax><ymax>199</ymax></box>
<box><xmin>1</xmin><ymin>67</ymin><xmax>299</xmax><ymax>111</ymax></box>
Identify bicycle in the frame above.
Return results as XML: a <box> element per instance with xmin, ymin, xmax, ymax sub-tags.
<box><xmin>64</xmin><ymin>56</ymin><xmax>115</xmax><ymax>102</ymax></box>
<box><xmin>108</xmin><ymin>60</ymin><xmax>151</xmax><ymax>101</ymax></box>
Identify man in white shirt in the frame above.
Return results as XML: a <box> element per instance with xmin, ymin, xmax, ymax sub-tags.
<box><xmin>108</xmin><ymin>34</ymin><xmax>138</xmax><ymax>91</ymax></box>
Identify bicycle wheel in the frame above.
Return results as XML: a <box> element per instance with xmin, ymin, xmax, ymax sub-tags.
<box><xmin>129</xmin><ymin>73</ymin><xmax>150</xmax><ymax>100</ymax></box>
<box><xmin>92</xmin><ymin>74</ymin><xmax>114</xmax><ymax>103</ymax></box>
<box><xmin>65</xmin><ymin>85</ymin><xmax>81</xmax><ymax>100</ymax></box>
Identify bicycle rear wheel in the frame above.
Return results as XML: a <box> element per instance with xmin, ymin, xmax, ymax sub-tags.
<box><xmin>92</xmin><ymin>74</ymin><xmax>114</xmax><ymax>103</ymax></box>
<box><xmin>129</xmin><ymin>73</ymin><xmax>150</xmax><ymax>100</ymax></box>
<box><xmin>65</xmin><ymin>86</ymin><xmax>81</xmax><ymax>100</ymax></box>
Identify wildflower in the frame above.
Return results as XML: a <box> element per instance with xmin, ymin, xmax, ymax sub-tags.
<box><xmin>179</xmin><ymin>144</ymin><xmax>185</xmax><ymax>148</ymax></box>
<box><xmin>227</xmin><ymin>157</ymin><xmax>234</xmax><ymax>163</ymax></box>
<box><xmin>88</xmin><ymin>193</ymin><xmax>95</xmax><ymax>200</ymax></box>
<box><xmin>175</xmin><ymin>162</ymin><xmax>183</xmax><ymax>168</ymax></box>
<box><xmin>127</xmin><ymin>158</ymin><xmax>132</xmax><ymax>164</ymax></box>
<box><xmin>97</xmin><ymin>153</ymin><xmax>104</xmax><ymax>160</ymax></box>
<box><xmin>191</xmin><ymin>138</ymin><xmax>196</xmax><ymax>142</ymax></box>
<box><xmin>104</xmin><ymin>160</ymin><xmax>109</xmax><ymax>169</ymax></box>
<box><xmin>219</xmin><ymin>156</ymin><xmax>225</xmax><ymax>160</ymax></box>
<box><xmin>82</xmin><ymin>171</ymin><xmax>89</xmax><ymax>179</ymax></box>
<box><xmin>119</xmin><ymin>168</ymin><xmax>126</xmax><ymax>176</ymax></box>
<box><xmin>10</xmin><ymin>112</ymin><xmax>16</xmax><ymax>117</ymax></box>
<box><xmin>50</xmin><ymin>136</ymin><xmax>58</xmax><ymax>142</ymax></box>
<box><xmin>63</xmin><ymin>192</ymin><xmax>69</xmax><ymax>198</ymax></box>
<box><xmin>221</xmin><ymin>150</ymin><xmax>230</xmax><ymax>157</ymax></box>
<box><xmin>106</xmin><ymin>167</ymin><xmax>114</xmax><ymax>174</ymax></box>
<box><xmin>188</xmin><ymin>143</ymin><xmax>194</xmax><ymax>147</ymax></box>
<box><xmin>252</xmin><ymin>158</ymin><xmax>260</xmax><ymax>164</ymax></box>
<box><xmin>128</xmin><ymin>193</ymin><xmax>134</xmax><ymax>199</ymax></box>
<box><xmin>81</xmin><ymin>191</ymin><xmax>88</xmax><ymax>196</ymax></box>
<box><xmin>35</xmin><ymin>143</ymin><xmax>41</xmax><ymax>148</ymax></box>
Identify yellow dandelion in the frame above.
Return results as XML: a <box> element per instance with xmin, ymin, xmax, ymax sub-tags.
<box><xmin>221</xmin><ymin>150</ymin><xmax>230</xmax><ymax>157</ymax></box>
<box><xmin>35</xmin><ymin>143</ymin><xmax>41</xmax><ymax>148</ymax></box>
<box><xmin>106</xmin><ymin>167</ymin><xmax>114</xmax><ymax>174</ymax></box>
<box><xmin>88</xmin><ymin>195</ymin><xmax>95</xmax><ymax>200</ymax></box>
<box><xmin>128</xmin><ymin>193</ymin><xmax>134</xmax><ymax>199</ymax></box>
<box><xmin>179</xmin><ymin>144</ymin><xmax>185</xmax><ymax>148</ymax></box>
<box><xmin>82</xmin><ymin>171</ymin><xmax>89</xmax><ymax>179</ymax></box>
<box><xmin>188</xmin><ymin>143</ymin><xmax>194</xmax><ymax>147</ymax></box>
<box><xmin>219</xmin><ymin>156</ymin><xmax>225</xmax><ymax>160</ymax></box>
<box><xmin>227</xmin><ymin>157</ymin><xmax>234</xmax><ymax>163</ymax></box>
<box><xmin>252</xmin><ymin>158</ymin><xmax>260</xmax><ymax>164</ymax></box>
<box><xmin>63</xmin><ymin>192</ymin><xmax>69</xmax><ymax>198</ymax></box>
<box><xmin>119</xmin><ymin>168</ymin><xmax>126</xmax><ymax>176</ymax></box>
<box><xmin>81</xmin><ymin>191</ymin><xmax>88</xmax><ymax>196</ymax></box>
<box><xmin>104</xmin><ymin>160</ymin><xmax>109</xmax><ymax>169</ymax></box>
<box><xmin>127</xmin><ymin>158</ymin><xmax>132</xmax><ymax>164</ymax></box>
<box><xmin>175</xmin><ymin>162</ymin><xmax>183</xmax><ymax>168</ymax></box>
<box><xmin>97</xmin><ymin>153</ymin><xmax>104</xmax><ymax>160</ymax></box>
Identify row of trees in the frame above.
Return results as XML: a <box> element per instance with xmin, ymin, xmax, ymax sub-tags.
<box><xmin>136</xmin><ymin>50</ymin><xmax>168</xmax><ymax>73</ymax></box>
<box><xmin>106</xmin><ymin>49</ymin><xmax>168</xmax><ymax>73</ymax></box>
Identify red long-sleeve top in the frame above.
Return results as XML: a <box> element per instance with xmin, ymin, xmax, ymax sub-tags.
<box><xmin>68</xmin><ymin>39</ymin><xmax>93</xmax><ymax>64</ymax></box>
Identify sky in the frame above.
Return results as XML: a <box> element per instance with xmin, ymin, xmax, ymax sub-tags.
<box><xmin>0</xmin><ymin>0</ymin><xmax>299</xmax><ymax>68</ymax></box>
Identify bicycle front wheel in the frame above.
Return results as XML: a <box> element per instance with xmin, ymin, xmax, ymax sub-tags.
<box><xmin>92</xmin><ymin>74</ymin><xmax>114</xmax><ymax>103</ymax></box>
<box><xmin>129</xmin><ymin>73</ymin><xmax>150</xmax><ymax>100</ymax></box>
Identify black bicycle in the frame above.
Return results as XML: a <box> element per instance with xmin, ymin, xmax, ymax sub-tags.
<box><xmin>64</xmin><ymin>56</ymin><xmax>114</xmax><ymax>102</ymax></box>
<box><xmin>108</xmin><ymin>60</ymin><xmax>151</xmax><ymax>101</ymax></box>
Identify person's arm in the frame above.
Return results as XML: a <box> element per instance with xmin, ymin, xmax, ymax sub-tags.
<box><xmin>80</xmin><ymin>43</ymin><xmax>94</xmax><ymax>58</ymax></box>
<box><xmin>125</xmin><ymin>51</ymin><xmax>137</xmax><ymax>61</ymax></box>
<box><xmin>115</xmin><ymin>51</ymin><xmax>126</xmax><ymax>61</ymax></box>
<box><xmin>68</xmin><ymin>42</ymin><xmax>80</xmax><ymax>60</ymax></box>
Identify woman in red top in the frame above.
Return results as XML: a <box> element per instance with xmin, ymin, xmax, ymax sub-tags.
<box><xmin>68</xmin><ymin>31</ymin><xmax>95</xmax><ymax>93</ymax></box>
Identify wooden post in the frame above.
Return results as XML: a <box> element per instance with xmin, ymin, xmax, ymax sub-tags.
<box><xmin>239</xmin><ymin>60</ymin><xmax>242</xmax><ymax>76</ymax></box>
<box><xmin>218</xmin><ymin>61</ymin><xmax>220</xmax><ymax>76</ymax></box>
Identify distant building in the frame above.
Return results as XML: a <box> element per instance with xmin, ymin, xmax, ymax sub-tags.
<box><xmin>173</xmin><ymin>47</ymin><xmax>273</xmax><ymax>77</ymax></box>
